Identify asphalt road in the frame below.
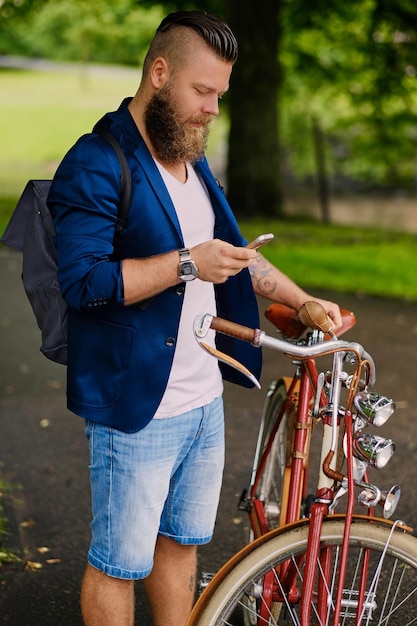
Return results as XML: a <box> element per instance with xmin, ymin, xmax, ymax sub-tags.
<box><xmin>1</xmin><ymin>245</ymin><xmax>417</xmax><ymax>625</ymax></box>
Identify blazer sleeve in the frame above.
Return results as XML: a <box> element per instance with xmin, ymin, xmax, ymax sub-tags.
<box><xmin>47</xmin><ymin>134</ymin><xmax>125</xmax><ymax>310</ymax></box>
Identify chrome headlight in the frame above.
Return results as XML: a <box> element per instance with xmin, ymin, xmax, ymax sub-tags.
<box><xmin>352</xmin><ymin>433</ymin><xmax>395</xmax><ymax>469</ymax></box>
<box><xmin>354</xmin><ymin>391</ymin><xmax>395</xmax><ymax>427</ymax></box>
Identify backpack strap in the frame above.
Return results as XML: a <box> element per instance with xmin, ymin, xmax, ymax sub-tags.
<box><xmin>92</xmin><ymin>122</ymin><xmax>132</xmax><ymax>234</ymax></box>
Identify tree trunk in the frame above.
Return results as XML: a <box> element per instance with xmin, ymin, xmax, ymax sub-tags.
<box><xmin>312</xmin><ymin>116</ymin><xmax>331</xmax><ymax>224</ymax></box>
<box><xmin>226</xmin><ymin>0</ymin><xmax>282</xmax><ymax>218</ymax></box>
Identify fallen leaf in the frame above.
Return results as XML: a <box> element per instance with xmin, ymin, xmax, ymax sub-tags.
<box><xmin>46</xmin><ymin>379</ymin><xmax>61</xmax><ymax>390</ymax></box>
<box><xmin>25</xmin><ymin>561</ymin><xmax>43</xmax><ymax>570</ymax></box>
<box><xmin>20</xmin><ymin>518</ymin><xmax>36</xmax><ymax>528</ymax></box>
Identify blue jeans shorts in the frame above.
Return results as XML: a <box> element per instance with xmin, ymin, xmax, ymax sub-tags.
<box><xmin>84</xmin><ymin>396</ymin><xmax>225</xmax><ymax>579</ymax></box>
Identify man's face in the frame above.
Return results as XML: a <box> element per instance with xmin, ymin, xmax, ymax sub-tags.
<box><xmin>144</xmin><ymin>46</ymin><xmax>232</xmax><ymax>165</ymax></box>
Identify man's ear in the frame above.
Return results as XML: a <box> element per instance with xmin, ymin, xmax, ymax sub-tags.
<box><xmin>150</xmin><ymin>56</ymin><xmax>169</xmax><ymax>89</ymax></box>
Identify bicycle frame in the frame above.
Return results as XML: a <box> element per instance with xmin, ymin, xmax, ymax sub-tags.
<box><xmin>193</xmin><ymin>303</ymin><xmax>401</xmax><ymax>626</ymax></box>
<box><xmin>248</xmin><ymin>351</ymin><xmax>353</xmax><ymax>623</ymax></box>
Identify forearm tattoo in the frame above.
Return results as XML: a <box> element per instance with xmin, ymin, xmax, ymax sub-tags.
<box><xmin>249</xmin><ymin>253</ymin><xmax>277</xmax><ymax>297</ymax></box>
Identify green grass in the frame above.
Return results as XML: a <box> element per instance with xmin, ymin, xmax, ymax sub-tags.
<box><xmin>240</xmin><ymin>220</ymin><xmax>417</xmax><ymax>302</ymax></box>
<box><xmin>0</xmin><ymin>66</ymin><xmax>140</xmax><ymax>194</ymax></box>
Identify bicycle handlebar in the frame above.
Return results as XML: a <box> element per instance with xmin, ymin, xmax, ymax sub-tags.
<box><xmin>194</xmin><ymin>313</ymin><xmax>376</xmax><ymax>387</ymax></box>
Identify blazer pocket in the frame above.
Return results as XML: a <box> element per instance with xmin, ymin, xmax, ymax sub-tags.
<box><xmin>67</xmin><ymin>316</ymin><xmax>135</xmax><ymax>409</ymax></box>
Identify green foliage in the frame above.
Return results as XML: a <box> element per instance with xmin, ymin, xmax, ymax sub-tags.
<box><xmin>0</xmin><ymin>0</ymin><xmax>164</xmax><ymax>66</ymax></box>
<box><xmin>281</xmin><ymin>0</ymin><xmax>417</xmax><ymax>188</ymax></box>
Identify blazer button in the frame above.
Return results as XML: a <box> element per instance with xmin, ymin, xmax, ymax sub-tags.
<box><xmin>175</xmin><ymin>285</ymin><xmax>185</xmax><ymax>296</ymax></box>
<box><xmin>165</xmin><ymin>337</ymin><xmax>176</xmax><ymax>347</ymax></box>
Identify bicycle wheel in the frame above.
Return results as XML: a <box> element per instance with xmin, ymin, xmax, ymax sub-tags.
<box><xmin>188</xmin><ymin>517</ymin><xmax>417</xmax><ymax>625</ymax></box>
<box><xmin>252</xmin><ymin>378</ymin><xmax>292</xmax><ymax>532</ymax></box>
<box><xmin>242</xmin><ymin>379</ymin><xmax>293</xmax><ymax>626</ymax></box>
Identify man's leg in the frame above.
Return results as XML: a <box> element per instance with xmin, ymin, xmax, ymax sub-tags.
<box><xmin>81</xmin><ymin>564</ymin><xmax>135</xmax><ymax>626</ymax></box>
<box><xmin>143</xmin><ymin>399</ymin><xmax>224</xmax><ymax>625</ymax></box>
<box><xmin>144</xmin><ymin>535</ymin><xmax>197</xmax><ymax>626</ymax></box>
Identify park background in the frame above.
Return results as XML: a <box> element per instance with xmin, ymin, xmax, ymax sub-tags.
<box><xmin>0</xmin><ymin>0</ymin><xmax>417</xmax><ymax>626</ymax></box>
<box><xmin>1</xmin><ymin>0</ymin><xmax>417</xmax><ymax>301</ymax></box>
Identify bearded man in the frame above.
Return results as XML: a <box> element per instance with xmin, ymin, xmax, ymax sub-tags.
<box><xmin>48</xmin><ymin>10</ymin><xmax>341</xmax><ymax>626</ymax></box>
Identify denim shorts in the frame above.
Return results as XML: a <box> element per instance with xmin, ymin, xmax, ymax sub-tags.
<box><xmin>84</xmin><ymin>396</ymin><xmax>225</xmax><ymax>579</ymax></box>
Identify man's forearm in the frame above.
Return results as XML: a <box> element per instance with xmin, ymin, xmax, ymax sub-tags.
<box><xmin>249</xmin><ymin>253</ymin><xmax>309</xmax><ymax>311</ymax></box>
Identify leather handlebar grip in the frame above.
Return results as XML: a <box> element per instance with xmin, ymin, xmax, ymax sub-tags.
<box><xmin>210</xmin><ymin>316</ymin><xmax>259</xmax><ymax>345</ymax></box>
<box><xmin>298</xmin><ymin>301</ymin><xmax>335</xmax><ymax>336</ymax></box>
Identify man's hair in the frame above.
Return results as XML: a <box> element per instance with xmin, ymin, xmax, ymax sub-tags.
<box><xmin>142</xmin><ymin>10</ymin><xmax>238</xmax><ymax>78</ymax></box>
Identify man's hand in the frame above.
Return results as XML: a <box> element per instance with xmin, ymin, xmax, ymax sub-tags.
<box><xmin>301</xmin><ymin>297</ymin><xmax>343</xmax><ymax>333</ymax></box>
<box><xmin>191</xmin><ymin>239</ymin><xmax>257</xmax><ymax>284</ymax></box>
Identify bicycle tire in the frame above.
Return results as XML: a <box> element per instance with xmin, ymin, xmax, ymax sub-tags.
<box><xmin>243</xmin><ymin>379</ymin><xmax>290</xmax><ymax>626</ymax></box>
<box><xmin>254</xmin><ymin>379</ymin><xmax>290</xmax><ymax>531</ymax></box>
<box><xmin>188</xmin><ymin>517</ymin><xmax>417</xmax><ymax>625</ymax></box>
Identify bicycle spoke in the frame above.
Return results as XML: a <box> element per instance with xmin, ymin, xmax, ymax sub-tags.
<box><xmin>271</xmin><ymin>561</ymin><xmax>301</xmax><ymax>626</ymax></box>
<box><xmin>377</xmin><ymin>564</ymin><xmax>417</xmax><ymax>625</ymax></box>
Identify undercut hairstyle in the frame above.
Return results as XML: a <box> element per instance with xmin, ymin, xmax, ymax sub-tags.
<box><xmin>142</xmin><ymin>10</ymin><xmax>238</xmax><ymax>79</ymax></box>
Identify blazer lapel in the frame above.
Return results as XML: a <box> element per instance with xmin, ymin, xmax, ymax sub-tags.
<box><xmin>132</xmin><ymin>140</ymin><xmax>183</xmax><ymax>241</ymax></box>
<box><xmin>195</xmin><ymin>159</ymin><xmax>242</xmax><ymax>244</ymax></box>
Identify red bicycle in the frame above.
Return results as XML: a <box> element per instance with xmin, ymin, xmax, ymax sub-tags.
<box><xmin>187</xmin><ymin>301</ymin><xmax>417</xmax><ymax>626</ymax></box>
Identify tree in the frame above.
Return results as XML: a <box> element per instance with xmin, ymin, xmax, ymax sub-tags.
<box><xmin>282</xmin><ymin>0</ymin><xmax>417</xmax><ymax>190</ymax></box>
<box><xmin>134</xmin><ymin>0</ymin><xmax>283</xmax><ymax>217</ymax></box>
<box><xmin>226</xmin><ymin>1</ymin><xmax>282</xmax><ymax>217</ymax></box>
<box><xmin>142</xmin><ymin>0</ymin><xmax>284</xmax><ymax>216</ymax></box>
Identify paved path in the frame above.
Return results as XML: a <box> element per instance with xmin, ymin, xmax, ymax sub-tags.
<box><xmin>1</xmin><ymin>245</ymin><xmax>417</xmax><ymax>625</ymax></box>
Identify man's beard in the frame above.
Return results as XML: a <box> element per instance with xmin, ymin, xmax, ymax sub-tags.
<box><xmin>144</xmin><ymin>84</ymin><xmax>211</xmax><ymax>165</ymax></box>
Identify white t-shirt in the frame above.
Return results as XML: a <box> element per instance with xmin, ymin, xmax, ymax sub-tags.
<box><xmin>153</xmin><ymin>161</ymin><xmax>223</xmax><ymax>419</ymax></box>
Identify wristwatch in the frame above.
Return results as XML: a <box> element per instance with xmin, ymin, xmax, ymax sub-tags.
<box><xmin>178</xmin><ymin>247</ymin><xmax>199</xmax><ymax>282</ymax></box>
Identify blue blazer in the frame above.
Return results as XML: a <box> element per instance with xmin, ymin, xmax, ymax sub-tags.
<box><xmin>48</xmin><ymin>99</ymin><xmax>261</xmax><ymax>432</ymax></box>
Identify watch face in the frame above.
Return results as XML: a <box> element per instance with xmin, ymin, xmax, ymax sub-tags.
<box><xmin>180</xmin><ymin>260</ymin><xmax>198</xmax><ymax>281</ymax></box>
<box><xmin>178</xmin><ymin>248</ymin><xmax>198</xmax><ymax>281</ymax></box>
<box><xmin>183</xmin><ymin>262</ymin><xmax>194</xmax><ymax>276</ymax></box>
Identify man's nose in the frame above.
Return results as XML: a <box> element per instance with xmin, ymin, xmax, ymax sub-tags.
<box><xmin>202</xmin><ymin>94</ymin><xmax>220</xmax><ymax>116</ymax></box>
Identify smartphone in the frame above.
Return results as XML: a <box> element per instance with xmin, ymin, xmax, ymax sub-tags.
<box><xmin>246</xmin><ymin>233</ymin><xmax>275</xmax><ymax>250</ymax></box>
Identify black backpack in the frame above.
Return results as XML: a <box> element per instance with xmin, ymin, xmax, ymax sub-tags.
<box><xmin>0</xmin><ymin>122</ymin><xmax>132</xmax><ymax>365</ymax></box>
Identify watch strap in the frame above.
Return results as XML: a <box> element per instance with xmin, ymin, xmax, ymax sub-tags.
<box><xmin>178</xmin><ymin>247</ymin><xmax>192</xmax><ymax>262</ymax></box>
